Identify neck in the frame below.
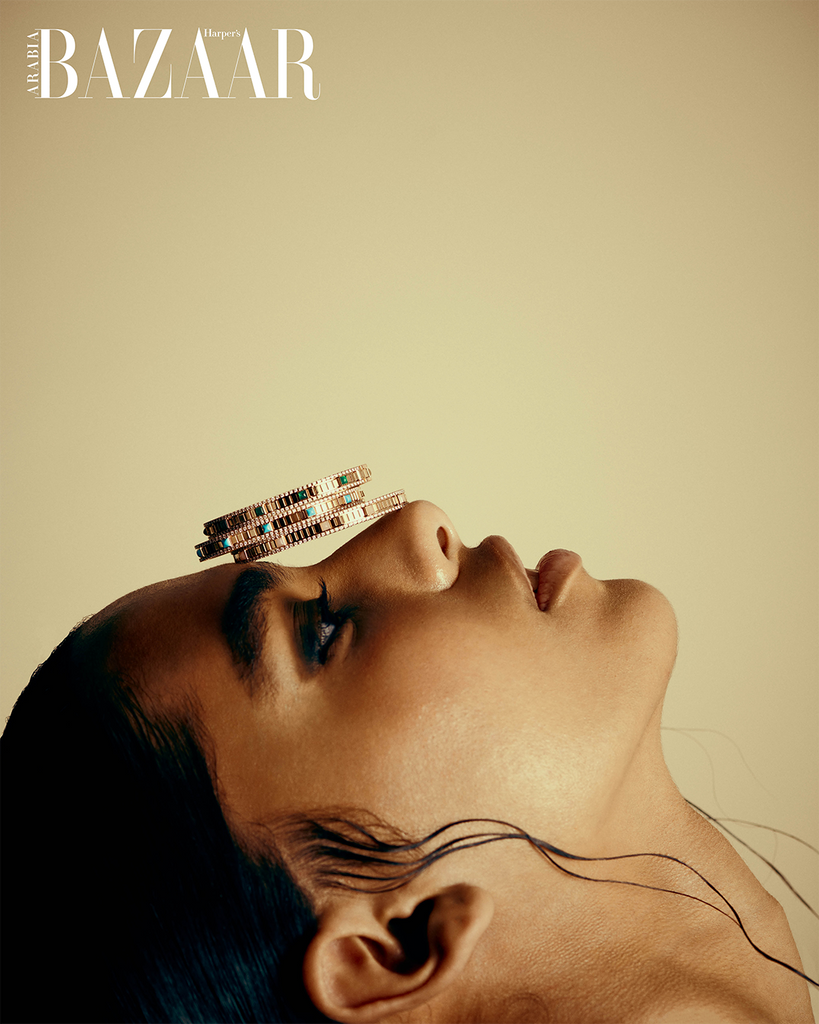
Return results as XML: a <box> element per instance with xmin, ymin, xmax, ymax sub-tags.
<box><xmin>430</xmin><ymin>765</ymin><xmax>814</xmax><ymax>1023</ymax></box>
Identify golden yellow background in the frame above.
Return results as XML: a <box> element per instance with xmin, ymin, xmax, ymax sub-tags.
<box><xmin>1</xmin><ymin>0</ymin><xmax>816</xmax><ymax>997</ymax></box>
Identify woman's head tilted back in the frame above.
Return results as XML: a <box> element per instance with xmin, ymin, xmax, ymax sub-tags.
<box><xmin>96</xmin><ymin>499</ymin><xmax>679</xmax><ymax>840</ymax></box>
<box><xmin>3</xmin><ymin>501</ymin><xmax>813</xmax><ymax>1023</ymax></box>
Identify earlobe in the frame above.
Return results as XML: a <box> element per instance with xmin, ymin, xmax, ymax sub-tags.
<box><xmin>303</xmin><ymin>883</ymin><xmax>494</xmax><ymax>1024</ymax></box>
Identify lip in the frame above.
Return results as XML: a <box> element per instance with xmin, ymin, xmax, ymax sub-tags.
<box><xmin>482</xmin><ymin>535</ymin><xmax>539</xmax><ymax>607</ymax></box>
<box><xmin>481</xmin><ymin>536</ymin><xmax>583</xmax><ymax>613</ymax></box>
<box><xmin>535</xmin><ymin>549</ymin><xmax>583</xmax><ymax>611</ymax></box>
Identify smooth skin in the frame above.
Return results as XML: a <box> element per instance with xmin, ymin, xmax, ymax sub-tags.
<box><xmin>92</xmin><ymin>501</ymin><xmax>814</xmax><ymax>1023</ymax></box>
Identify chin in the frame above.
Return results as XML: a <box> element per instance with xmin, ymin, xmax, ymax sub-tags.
<box><xmin>603</xmin><ymin>577</ymin><xmax>679</xmax><ymax>681</ymax></box>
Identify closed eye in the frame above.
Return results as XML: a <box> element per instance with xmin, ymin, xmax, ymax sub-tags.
<box><xmin>296</xmin><ymin>579</ymin><xmax>356</xmax><ymax>668</ymax></box>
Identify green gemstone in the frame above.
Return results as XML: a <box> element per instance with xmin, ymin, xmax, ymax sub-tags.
<box><xmin>339</xmin><ymin>475</ymin><xmax>348</xmax><ymax>484</ymax></box>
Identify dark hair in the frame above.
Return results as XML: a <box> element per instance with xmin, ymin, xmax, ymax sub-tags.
<box><xmin>1</xmin><ymin>626</ymin><xmax>327</xmax><ymax>1024</ymax></box>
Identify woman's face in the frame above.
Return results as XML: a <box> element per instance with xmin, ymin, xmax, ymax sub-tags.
<box><xmin>101</xmin><ymin>501</ymin><xmax>678</xmax><ymax>847</ymax></box>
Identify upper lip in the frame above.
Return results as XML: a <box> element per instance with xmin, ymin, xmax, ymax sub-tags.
<box><xmin>481</xmin><ymin>535</ymin><xmax>539</xmax><ymax>608</ymax></box>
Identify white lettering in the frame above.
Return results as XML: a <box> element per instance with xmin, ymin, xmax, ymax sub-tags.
<box><xmin>40</xmin><ymin>29</ymin><xmax>77</xmax><ymax>99</ymax></box>
<box><xmin>177</xmin><ymin>29</ymin><xmax>219</xmax><ymax>98</ymax></box>
<box><xmin>276</xmin><ymin>29</ymin><xmax>319</xmax><ymax>100</ymax></box>
<box><xmin>81</xmin><ymin>28</ymin><xmax>125</xmax><ymax>98</ymax></box>
<box><xmin>133</xmin><ymin>29</ymin><xmax>172</xmax><ymax>98</ymax></box>
<box><xmin>32</xmin><ymin>26</ymin><xmax>322</xmax><ymax>103</ymax></box>
<box><xmin>227</xmin><ymin>29</ymin><xmax>266</xmax><ymax>98</ymax></box>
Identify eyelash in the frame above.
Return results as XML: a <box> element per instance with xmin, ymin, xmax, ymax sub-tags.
<box><xmin>298</xmin><ymin>579</ymin><xmax>355</xmax><ymax>667</ymax></box>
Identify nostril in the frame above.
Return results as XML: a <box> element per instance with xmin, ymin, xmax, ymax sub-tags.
<box><xmin>437</xmin><ymin>526</ymin><xmax>449</xmax><ymax>557</ymax></box>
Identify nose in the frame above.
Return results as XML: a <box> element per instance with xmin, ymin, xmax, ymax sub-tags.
<box><xmin>393</xmin><ymin>500</ymin><xmax>461</xmax><ymax>592</ymax></box>
<box><xmin>326</xmin><ymin>500</ymin><xmax>462</xmax><ymax>596</ymax></box>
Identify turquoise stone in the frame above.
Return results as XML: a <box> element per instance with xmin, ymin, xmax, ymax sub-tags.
<box><xmin>261</xmin><ymin>523</ymin><xmax>272</xmax><ymax>534</ymax></box>
<box><xmin>307</xmin><ymin>507</ymin><xmax>316</xmax><ymax>517</ymax></box>
<box><xmin>221</xmin><ymin>538</ymin><xmax>232</xmax><ymax>549</ymax></box>
<box><xmin>344</xmin><ymin>494</ymin><xmax>352</xmax><ymax>504</ymax></box>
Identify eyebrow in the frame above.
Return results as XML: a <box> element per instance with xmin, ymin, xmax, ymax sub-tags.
<box><xmin>220</xmin><ymin>563</ymin><xmax>290</xmax><ymax>693</ymax></box>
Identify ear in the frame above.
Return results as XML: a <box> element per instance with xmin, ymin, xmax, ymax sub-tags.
<box><xmin>303</xmin><ymin>883</ymin><xmax>494</xmax><ymax>1023</ymax></box>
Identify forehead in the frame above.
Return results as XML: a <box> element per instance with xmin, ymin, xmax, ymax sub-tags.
<box><xmin>90</xmin><ymin>564</ymin><xmax>246</xmax><ymax>694</ymax></box>
<box><xmin>90</xmin><ymin>564</ymin><xmax>245</xmax><ymax>628</ymax></box>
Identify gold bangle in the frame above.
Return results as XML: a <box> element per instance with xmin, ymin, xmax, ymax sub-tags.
<box><xmin>195</xmin><ymin>464</ymin><xmax>407</xmax><ymax>563</ymax></box>
<box><xmin>230</xmin><ymin>491</ymin><xmax>408</xmax><ymax>563</ymax></box>
<box><xmin>202</xmin><ymin>464</ymin><xmax>372</xmax><ymax>537</ymax></box>
<box><xmin>195</xmin><ymin>487</ymin><xmax>369</xmax><ymax>562</ymax></box>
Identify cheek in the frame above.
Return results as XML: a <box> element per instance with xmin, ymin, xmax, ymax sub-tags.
<box><xmin>317</xmin><ymin>589</ymin><xmax>678</xmax><ymax>828</ymax></box>
<box><xmin>300</xmin><ymin>623</ymin><xmax>549</xmax><ymax>824</ymax></box>
<box><xmin>227</xmin><ymin>586</ymin><xmax>679</xmax><ymax>832</ymax></box>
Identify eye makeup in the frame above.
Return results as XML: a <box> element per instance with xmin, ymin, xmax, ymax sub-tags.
<box><xmin>295</xmin><ymin>579</ymin><xmax>357</xmax><ymax>669</ymax></box>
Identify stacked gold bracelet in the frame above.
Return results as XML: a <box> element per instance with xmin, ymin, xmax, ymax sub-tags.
<box><xmin>195</xmin><ymin>465</ymin><xmax>407</xmax><ymax>563</ymax></box>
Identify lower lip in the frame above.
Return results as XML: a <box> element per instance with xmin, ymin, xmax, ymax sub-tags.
<box><xmin>535</xmin><ymin>549</ymin><xmax>582</xmax><ymax>610</ymax></box>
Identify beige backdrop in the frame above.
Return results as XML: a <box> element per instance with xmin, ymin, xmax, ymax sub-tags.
<box><xmin>2</xmin><ymin>0</ymin><xmax>817</xmax><ymax>999</ymax></box>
